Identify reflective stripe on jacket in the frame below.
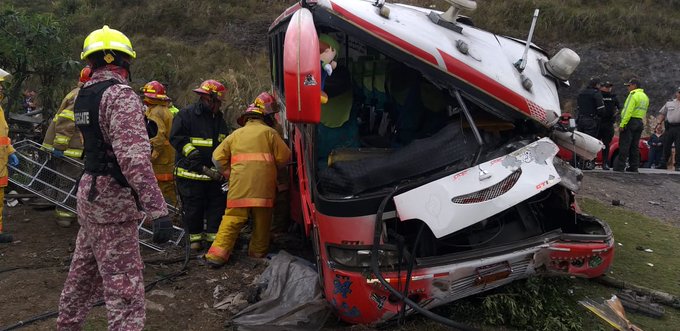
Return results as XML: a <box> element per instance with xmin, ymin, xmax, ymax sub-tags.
<box><xmin>620</xmin><ymin>88</ymin><xmax>649</xmax><ymax>128</ymax></box>
<box><xmin>170</xmin><ymin>101</ymin><xmax>229</xmax><ymax>181</ymax></box>
<box><xmin>213</xmin><ymin>119</ymin><xmax>291</xmax><ymax>208</ymax></box>
<box><xmin>42</xmin><ymin>87</ymin><xmax>84</xmax><ymax>157</ymax></box>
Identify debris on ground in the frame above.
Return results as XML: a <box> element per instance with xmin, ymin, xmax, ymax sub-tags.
<box><xmin>580</xmin><ymin>295</ymin><xmax>644</xmax><ymax>331</ymax></box>
<box><xmin>229</xmin><ymin>251</ymin><xmax>331</xmax><ymax>330</ymax></box>
<box><xmin>618</xmin><ymin>290</ymin><xmax>665</xmax><ymax>318</ymax></box>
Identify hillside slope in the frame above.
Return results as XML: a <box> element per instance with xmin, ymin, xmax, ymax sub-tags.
<box><xmin>5</xmin><ymin>0</ymin><xmax>680</xmax><ymax>118</ymax></box>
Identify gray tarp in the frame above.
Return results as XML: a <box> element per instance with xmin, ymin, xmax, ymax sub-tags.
<box><xmin>232</xmin><ymin>251</ymin><xmax>331</xmax><ymax>330</ymax></box>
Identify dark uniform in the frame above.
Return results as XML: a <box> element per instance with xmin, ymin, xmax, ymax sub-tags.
<box><xmin>576</xmin><ymin>87</ymin><xmax>605</xmax><ymax>137</ymax></box>
<box><xmin>170</xmin><ymin>101</ymin><xmax>229</xmax><ymax>246</ymax></box>
<box><xmin>597</xmin><ymin>90</ymin><xmax>621</xmax><ymax>168</ymax></box>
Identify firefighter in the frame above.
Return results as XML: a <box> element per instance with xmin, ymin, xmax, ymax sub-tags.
<box><xmin>141</xmin><ymin>80</ymin><xmax>177</xmax><ymax>205</ymax></box>
<box><xmin>42</xmin><ymin>66</ymin><xmax>91</xmax><ymax>227</ymax></box>
<box><xmin>0</xmin><ymin>68</ymin><xmax>19</xmax><ymax>244</ymax></box>
<box><xmin>170</xmin><ymin>79</ymin><xmax>230</xmax><ymax>251</ymax></box>
<box><xmin>57</xmin><ymin>25</ymin><xmax>171</xmax><ymax>330</ymax></box>
<box><xmin>204</xmin><ymin>92</ymin><xmax>291</xmax><ymax>267</ymax></box>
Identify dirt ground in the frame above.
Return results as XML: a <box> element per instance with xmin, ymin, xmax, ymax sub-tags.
<box><xmin>1</xmin><ymin>170</ymin><xmax>679</xmax><ymax>330</ymax></box>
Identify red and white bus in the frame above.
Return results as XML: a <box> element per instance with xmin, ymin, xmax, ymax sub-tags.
<box><xmin>267</xmin><ymin>0</ymin><xmax>614</xmax><ymax>325</ymax></box>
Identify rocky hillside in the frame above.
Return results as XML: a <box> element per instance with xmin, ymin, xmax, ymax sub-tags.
<box><xmin>3</xmin><ymin>0</ymin><xmax>679</xmax><ymax>119</ymax></box>
<box><xmin>557</xmin><ymin>44</ymin><xmax>680</xmax><ymax>116</ymax></box>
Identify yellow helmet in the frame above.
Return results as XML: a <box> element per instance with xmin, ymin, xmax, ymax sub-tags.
<box><xmin>0</xmin><ymin>68</ymin><xmax>10</xmax><ymax>82</ymax></box>
<box><xmin>81</xmin><ymin>25</ymin><xmax>136</xmax><ymax>60</ymax></box>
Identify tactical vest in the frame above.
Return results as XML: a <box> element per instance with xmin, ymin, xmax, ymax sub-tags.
<box><xmin>73</xmin><ymin>80</ymin><xmax>134</xmax><ymax>203</ymax></box>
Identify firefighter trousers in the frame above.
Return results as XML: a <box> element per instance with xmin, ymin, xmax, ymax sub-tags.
<box><xmin>206</xmin><ymin>207</ymin><xmax>274</xmax><ymax>264</ymax></box>
<box><xmin>176</xmin><ymin>178</ymin><xmax>225</xmax><ymax>242</ymax></box>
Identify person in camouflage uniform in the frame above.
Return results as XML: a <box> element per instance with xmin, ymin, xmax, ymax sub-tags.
<box><xmin>57</xmin><ymin>26</ymin><xmax>171</xmax><ymax>331</ymax></box>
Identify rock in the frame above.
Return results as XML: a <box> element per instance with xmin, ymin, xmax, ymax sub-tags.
<box><xmin>148</xmin><ymin>289</ymin><xmax>175</xmax><ymax>299</ymax></box>
<box><xmin>146</xmin><ymin>299</ymin><xmax>165</xmax><ymax>312</ymax></box>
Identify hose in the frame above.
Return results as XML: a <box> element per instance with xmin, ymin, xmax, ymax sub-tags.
<box><xmin>370</xmin><ymin>186</ymin><xmax>477</xmax><ymax>331</ymax></box>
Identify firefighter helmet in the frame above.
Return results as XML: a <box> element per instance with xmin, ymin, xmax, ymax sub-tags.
<box><xmin>252</xmin><ymin>92</ymin><xmax>279</xmax><ymax>115</ymax></box>
<box><xmin>79</xmin><ymin>66</ymin><xmax>92</xmax><ymax>83</ymax></box>
<box><xmin>192</xmin><ymin>79</ymin><xmax>227</xmax><ymax>102</ymax></box>
<box><xmin>141</xmin><ymin>80</ymin><xmax>170</xmax><ymax>101</ymax></box>
<box><xmin>81</xmin><ymin>25</ymin><xmax>136</xmax><ymax>60</ymax></box>
<box><xmin>237</xmin><ymin>92</ymin><xmax>279</xmax><ymax>126</ymax></box>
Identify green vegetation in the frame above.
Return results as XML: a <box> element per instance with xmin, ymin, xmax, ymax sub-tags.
<box><xmin>3</xmin><ymin>0</ymin><xmax>680</xmax><ymax>120</ymax></box>
<box><xmin>0</xmin><ymin>7</ymin><xmax>76</xmax><ymax>118</ymax></box>
<box><xmin>407</xmin><ymin>0</ymin><xmax>680</xmax><ymax>49</ymax></box>
<box><xmin>420</xmin><ymin>197</ymin><xmax>680</xmax><ymax>331</ymax></box>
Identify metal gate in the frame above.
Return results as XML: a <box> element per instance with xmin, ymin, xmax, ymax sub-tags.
<box><xmin>8</xmin><ymin>140</ymin><xmax>184</xmax><ymax>252</ymax></box>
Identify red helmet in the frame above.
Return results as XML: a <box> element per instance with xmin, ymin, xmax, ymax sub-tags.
<box><xmin>79</xmin><ymin>66</ymin><xmax>92</xmax><ymax>83</ymax></box>
<box><xmin>193</xmin><ymin>79</ymin><xmax>227</xmax><ymax>101</ymax></box>
<box><xmin>237</xmin><ymin>92</ymin><xmax>279</xmax><ymax>126</ymax></box>
<box><xmin>252</xmin><ymin>92</ymin><xmax>279</xmax><ymax>115</ymax></box>
<box><xmin>141</xmin><ymin>80</ymin><xmax>170</xmax><ymax>101</ymax></box>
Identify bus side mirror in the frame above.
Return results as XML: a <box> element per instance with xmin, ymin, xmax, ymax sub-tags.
<box><xmin>283</xmin><ymin>8</ymin><xmax>321</xmax><ymax>124</ymax></box>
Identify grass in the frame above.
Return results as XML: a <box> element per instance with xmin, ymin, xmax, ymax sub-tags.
<box><xmin>576</xmin><ymin>197</ymin><xmax>680</xmax><ymax>330</ymax></box>
<box><xmin>401</xmin><ymin>197</ymin><xmax>680</xmax><ymax>331</ymax></box>
<box><xmin>5</xmin><ymin>0</ymin><xmax>680</xmax><ymax>113</ymax></box>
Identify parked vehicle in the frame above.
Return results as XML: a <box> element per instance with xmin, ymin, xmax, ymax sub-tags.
<box><xmin>268</xmin><ymin>0</ymin><xmax>614</xmax><ymax>325</ymax></box>
<box><xmin>557</xmin><ymin>135</ymin><xmax>649</xmax><ymax>169</ymax></box>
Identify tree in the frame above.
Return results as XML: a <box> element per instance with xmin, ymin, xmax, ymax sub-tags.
<box><xmin>0</xmin><ymin>6</ymin><xmax>76</xmax><ymax>117</ymax></box>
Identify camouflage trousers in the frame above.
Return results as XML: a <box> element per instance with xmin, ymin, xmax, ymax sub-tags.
<box><xmin>57</xmin><ymin>220</ymin><xmax>145</xmax><ymax>331</ymax></box>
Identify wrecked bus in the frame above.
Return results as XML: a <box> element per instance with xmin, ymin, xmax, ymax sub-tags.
<box><xmin>267</xmin><ymin>0</ymin><xmax>614</xmax><ymax>325</ymax></box>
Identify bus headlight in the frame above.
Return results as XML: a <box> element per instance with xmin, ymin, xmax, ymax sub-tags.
<box><xmin>327</xmin><ymin>245</ymin><xmax>401</xmax><ymax>268</ymax></box>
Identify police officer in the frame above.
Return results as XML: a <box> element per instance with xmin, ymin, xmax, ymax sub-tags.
<box><xmin>597</xmin><ymin>81</ymin><xmax>621</xmax><ymax>170</ymax></box>
<box><xmin>657</xmin><ymin>86</ymin><xmax>680</xmax><ymax>171</ymax></box>
<box><xmin>170</xmin><ymin>80</ymin><xmax>230</xmax><ymax>251</ymax></box>
<box><xmin>576</xmin><ymin>77</ymin><xmax>606</xmax><ymax>137</ymax></box>
<box><xmin>57</xmin><ymin>25</ymin><xmax>171</xmax><ymax>330</ymax></box>
<box><xmin>614</xmin><ymin>78</ymin><xmax>649</xmax><ymax>172</ymax></box>
<box><xmin>576</xmin><ymin>77</ymin><xmax>605</xmax><ymax>169</ymax></box>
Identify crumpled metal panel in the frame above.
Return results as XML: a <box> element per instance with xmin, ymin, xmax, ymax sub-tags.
<box><xmin>394</xmin><ymin>138</ymin><xmax>561</xmax><ymax>238</ymax></box>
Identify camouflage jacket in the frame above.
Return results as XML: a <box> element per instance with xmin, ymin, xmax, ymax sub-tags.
<box><xmin>77</xmin><ymin>67</ymin><xmax>167</xmax><ymax>223</ymax></box>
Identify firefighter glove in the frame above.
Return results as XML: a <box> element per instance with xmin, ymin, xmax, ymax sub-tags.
<box><xmin>152</xmin><ymin>216</ymin><xmax>173</xmax><ymax>244</ymax></box>
<box><xmin>8</xmin><ymin>153</ymin><xmax>19</xmax><ymax>167</ymax></box>
<box><xmin>186</xmin><ymin>149</ymin><xmax>203</xmax><ymax>171</ymax></box>
<box><xmin>201</xmin><ymin>166</ymin><xmax>224</xmax><ymax>181</ymax></box>
<box><xmin>52</xmin><ymin>149</ymin><xmax>64</xmax><ymax>158</ymax></box>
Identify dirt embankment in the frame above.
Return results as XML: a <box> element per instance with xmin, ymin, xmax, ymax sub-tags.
<box><xmin>555</xmin><ymin>45</ymin><xmax>680</xmax><ymax>117</ymax></box>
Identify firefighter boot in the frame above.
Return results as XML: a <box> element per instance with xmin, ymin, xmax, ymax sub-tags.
<box><xmin>0</xmin><ymin>233</ymin><xmax>13</xmax><ymax>243</ymax></box>
<box><xmin>54</xmin><ymin>208</ymin><xmax>75</xmax><ymax>228</ymax></box>
<box><xmin>189</xmin><ymin>233</ymin><xmax>203</xmax><ymax>251</ymax></box>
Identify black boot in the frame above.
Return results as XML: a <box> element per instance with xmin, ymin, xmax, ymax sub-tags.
<box><xmin>0</xmin><ymin>233</ymin><xmax>13</xmax><ymax>243</ymax></box>
<box><xmin>602</xmin><ymin>162</ymin><xmax>610</xmax><ymax>170</ymax></box>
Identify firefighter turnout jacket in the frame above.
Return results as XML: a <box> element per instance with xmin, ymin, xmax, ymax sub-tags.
<box><xmin>170</xmin><ymin>101</ymin><xmax>229</xmax><ymax>180</ymax></box>
<box><xmin>0</xmin><ymin>104</ymin><xmax>14</xmax><ymax>188</ymax></box>
<box><xmin>42</xmin><ymin>87</ymin><xmax>84</xmax><ymax>158</ymax></box>
<box><xmin>145</xmin><ymin>102</ymin><xmax>175</xmax><ymax>181</ymax></box>
<box><xmin>213</xmin><ymin>118</ymin><xmax>291</xmax><ymax>208</ymax></box>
